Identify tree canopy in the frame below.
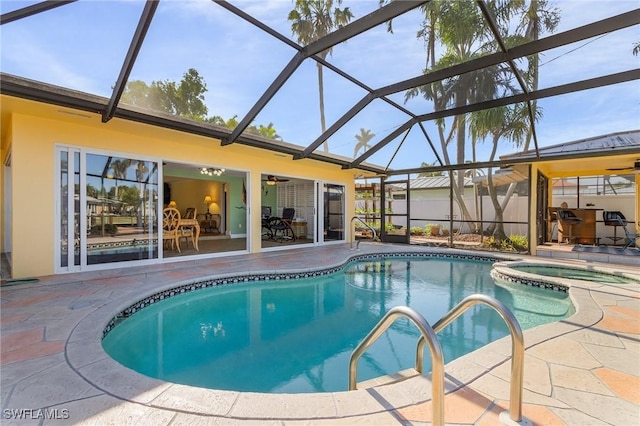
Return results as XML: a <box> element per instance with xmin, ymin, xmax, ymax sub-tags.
<box><xmin>121</xmin><ymin>69</ymin><xmax>281</xmax><ymax>139</ymax></box>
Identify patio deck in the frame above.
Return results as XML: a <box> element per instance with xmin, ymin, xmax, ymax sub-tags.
<box><xmin>1</xmin><ymin>243</ymin><xmax>638</xmax><ymax>425</ymax></box>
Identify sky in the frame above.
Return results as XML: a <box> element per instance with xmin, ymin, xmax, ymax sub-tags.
<box><xmin>1</xmin><ymin>0</ymin><xmax>639</xmax><ymax>171</ymax></box>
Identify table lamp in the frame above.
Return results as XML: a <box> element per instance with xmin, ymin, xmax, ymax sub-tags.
<box><xmin>203</xmin><ymin>195</ymin><xmax>213</xmax><ymax>213</ymax></box>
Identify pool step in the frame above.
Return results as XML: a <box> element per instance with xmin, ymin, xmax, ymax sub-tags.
<box><xmin>356</xmin><ymin>368</ymin><xmax>421</xmax><ymax>389</ymax></box>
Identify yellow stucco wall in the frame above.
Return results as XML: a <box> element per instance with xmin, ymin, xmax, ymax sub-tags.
<box><xmin>529</xmin><ymin>164</ymin><xmax>539</xmax><ymax>255</ymax></box>
<box><xmin>4</xmin><ymin>98</ymin><xmax>357</xmax><ymax>278</ymax></box>
<box><xmin>636</xmin><ymin>174</ymin><xmax>640</xmax><ymax>236</ymax></box>
<box><xmin>0</xmin><ymin>121</ymin><xmax>9</xmax><ymax>256</ymax></box>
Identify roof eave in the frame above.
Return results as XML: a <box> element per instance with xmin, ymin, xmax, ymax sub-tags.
<box><xmin>0</xmin><ymin>72</ymin><xmax>386</xmax><ymax>175</ymax></box>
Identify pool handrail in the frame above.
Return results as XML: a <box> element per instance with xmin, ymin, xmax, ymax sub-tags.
<box><xmin>418</xmin><ymin>294</ymin><xmax>525</xmax><ymax>423</ymax></box>
<box><xmin>350</xmin><ymin>216</ymin><xmax>379</xmax><ymax>250</ymax></box>
<box><xmin>348</xmin><ymin>305</ymin><xmax>445</xmax><ymax>426</ymax></box>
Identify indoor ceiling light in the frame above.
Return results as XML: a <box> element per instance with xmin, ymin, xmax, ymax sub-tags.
<box><xmin>200</xmin><ymin>167</ymin><xmax>225</xmax><ymax>176</ymax></box>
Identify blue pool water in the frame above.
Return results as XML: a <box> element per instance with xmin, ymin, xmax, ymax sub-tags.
<box><xmin>102</xmin><ymin>257</ymin><xmax>574</xmax><ymax>393</ymax></box>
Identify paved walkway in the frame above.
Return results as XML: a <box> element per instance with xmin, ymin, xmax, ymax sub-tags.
<box><xmin>1</xmin><ymin>243</ymin><xmax>638</xmax><ymax>425</ymax></box>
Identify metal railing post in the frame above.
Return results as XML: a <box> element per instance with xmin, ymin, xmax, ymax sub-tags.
<box><xmin>350</xmin><ymin>216</ymin><xmax>378</xmax><ymax>250</ymax></box>
<box><xmin>418</xmin><ymin>294</ymin><xmax>525</xmax><ymax>423</ymax></box>
<box><xmin>348</xmin><ymin>306</ymin><xmax>445</xmax><ymax>426</ymax></box>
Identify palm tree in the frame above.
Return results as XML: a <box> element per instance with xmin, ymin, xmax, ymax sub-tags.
<box><xmin>496</xmin><ymin>1</ymin><xmax>560</xmax><ymax>213</ymax></box>
<box><xmin>516</xmin><ymin>0</ymin><xmax>560</xmax><ymax>154</ymax></box>
<box><xmin>250</xmin><ymin>122</ymin><xmax>282</xmax><ymax>140</ymax></box>
<box><xmin>417</xmin><ymin>161</ymin><xmax>444</xmax><ymax>177</ymax></box>
<box><xmin>135</xmin><ymin>161</ymin><xmax>150</xmax><ymax>228</ymax></box>
<box><xmin>353</xmin><ymin>128</ymin><xmax>375</xmax><ymax>158</ymax></box>
<box><xmin>406</xmin><ymin>1</ymin><xmax>505</xmax><ymax>227</ymax></box>
<box><xmin>469</xmin><ymin>104</ymin><xmax>529</xmax><ymax>241</ymax></box>
<box><xmin>405</xmin><ymin>1</ymin><xmax>553</xmax><ymax>235</ymax></box>
<box><xmin>110</xmin><ymin>159</ymin><xmax>131</xmax><ymax>202</ymax></box>
<box><xmin>288</xmin><ymin>0</ymin><xmax>354</xmax><ymax>152</ymax></box>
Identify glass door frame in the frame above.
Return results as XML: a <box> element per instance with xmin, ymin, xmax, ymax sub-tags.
<box><xmin>315</xmin><ymin>180</ymin><xmax>346</xmax><ymax>245</ymax></box>
<box><xmin>55</xmin><ymin>145</ymin><xmax>162</xmax><ymax>273</ymax></box>
<box><xmin>381</xmin><ymin>175</ymin><xmax>410</xmax><ymax>244</ymax></box>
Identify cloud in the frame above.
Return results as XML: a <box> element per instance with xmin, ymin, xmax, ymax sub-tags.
<box><xmin>1</xmin><ymin>28</ymin><xmax>105</xmax><ymax>95</ymax></box>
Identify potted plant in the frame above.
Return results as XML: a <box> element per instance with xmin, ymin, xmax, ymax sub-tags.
<box><xmin>426</xmin><ymin>224</ymin><xmax>440</xmax><ymax>236</ymax></box>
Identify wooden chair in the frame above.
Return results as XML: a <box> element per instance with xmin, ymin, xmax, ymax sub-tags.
<box><xmin>180</xmin><ymin>207</ymin><xmax>199</xmax><ymax>250</ymax></box>
<box><xmin>162</xmin><ymin>207</ymin><xmax>181</xmax><ymax>252</ymax></box>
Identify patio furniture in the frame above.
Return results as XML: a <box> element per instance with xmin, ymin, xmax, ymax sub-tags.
<box><xmin>603</xmin><ymin>211</ymin><xmax>626</xmax><ymax>246</ymax></box>
<box><xmin>269</xmin><ymin>208</ymin><xmax>296</xmax><ymax>241</ymax></box>
<box><xmin>557</xmin><ymin>209</ymin><xmax>582</xmax><ymax>244</ymax></box>
<box><xmin>616</xmin><ymin>215</ymin><xmax>639</xmax><ymax>249</ymax></box>
<box><xmin>261</xmin><ymin>206</ymin><xmax>275</xmax><ymax>240</ymax></box>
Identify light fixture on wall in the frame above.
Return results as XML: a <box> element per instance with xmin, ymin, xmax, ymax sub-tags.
<box><xmin>203</xmin><ymin>195</ymin><xmax>213</xmax><ymax>213</ymax></box>
<box><xmin>200</xmin><ymin>167</ymin><xmax>225</xmax><ymax>176</ymax></box>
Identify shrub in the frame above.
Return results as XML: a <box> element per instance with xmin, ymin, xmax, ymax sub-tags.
<box><xmin>91</xmin><ymin>224</ymin><xmax>118</xmax><ymax>235</ymax></box>
<box><xmin>485</xmin><ymin>234</ymin><xmax>528</xmax><ymax>252</ymax></box>
<box><xmin>410</xmin><ymin>226</ymin><xmax>424</xmax><ymax>236</ymax></box>
<box><xmin>508</xmin><ymin>234</ymin><xmax>528</xmax><ymax>251</ymax></box>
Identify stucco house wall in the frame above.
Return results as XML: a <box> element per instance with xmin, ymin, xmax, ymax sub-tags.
<box><xmin>2</xmin><ymin>97</ymin><xmax>356</xmax><ymax>278</ymax></box>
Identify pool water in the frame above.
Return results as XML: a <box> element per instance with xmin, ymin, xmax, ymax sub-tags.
<box><xmin>510</xmin><ymin>265</ymin><xmax>639</xmax><ymax>285</ymax></box>
<box><xmin>103</xmin><ymin>257</ymin><xmax>574</xmax><ymax>393</ymax></box>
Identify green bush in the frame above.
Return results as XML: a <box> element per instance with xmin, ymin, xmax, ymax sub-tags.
<box><xmin>91</xmin><ymin>224</ymin><xmax>118</xmax><ymax>235</ymax></box>
<box><xmin>485</xmin><ymin>234</ymin><xmax>528</xmax><ymax>252</ymax></box>
<box><xmin>410</xmin><ymin>226</ymin><xmax>424</xmax><ymax>236</ymax></box>
<box><xmin>508</xmin><ymin>234</ymin><xmax>528</xmax><ymax>251</ymax></box>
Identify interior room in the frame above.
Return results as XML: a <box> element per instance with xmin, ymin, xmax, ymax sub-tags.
<box><xmin>163</xmin><ymin>162</ymin><xmax>247</xmax><ymax>257</ymax></box>
<box><xmin>260</xmin><ymin>174</ymin><xmax>316</xmax><ymax>248</ymax></box>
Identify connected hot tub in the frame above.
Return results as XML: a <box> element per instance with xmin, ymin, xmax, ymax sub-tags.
<box><xmin>492</xmin><ymin>260</ymin><xmax>640</xmax><ymax>290</ymax></box>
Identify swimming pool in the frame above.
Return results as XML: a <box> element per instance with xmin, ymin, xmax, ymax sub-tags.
<box><xmin>102</xmin><ymin>255</ymin><xmax>573</xmax><ymax>393</ymax></box>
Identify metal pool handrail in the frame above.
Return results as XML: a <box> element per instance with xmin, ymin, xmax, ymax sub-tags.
<box><xmin>418</xmin><ymin>294</ymin><xmax>525</xmax><ymax>423</ymax></box>
<box><xmin>350</xmin><ymin>216</ymin><xmax>378</xmax><ymax>250</ymax></box>
<box><xmin>348</xmin><ymin>306</ymin><xmax>445</xmax><ymax>426</ymax></box>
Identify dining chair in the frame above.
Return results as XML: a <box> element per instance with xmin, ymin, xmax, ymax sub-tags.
<box><xmin>162</xmin><ymin>207</ymin><xmax>181</xmax><ymax>252</ymax></box>
<box><xmin>180</xmin><ymin>207</ymin><xmax>198</xmax><ymax>250</ymax></box>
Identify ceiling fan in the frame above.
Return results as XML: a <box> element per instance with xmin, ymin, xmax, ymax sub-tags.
<box><xmin>262</xmin><ymin>175</ymin><xmax>290</xmax><ymax>185</ymax></box>
<box><xmin>606</xmin><ymin>160</ymin><xmax>640</xmax><ymax>173</ymax></box>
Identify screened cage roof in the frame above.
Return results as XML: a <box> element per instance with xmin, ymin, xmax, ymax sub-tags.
<box><xmin>1</xmin><ymin>1</ymin><xmax>639</xmax><ymax>176</ymax></box>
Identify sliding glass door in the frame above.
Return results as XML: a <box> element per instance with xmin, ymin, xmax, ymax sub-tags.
<box><xmin>322</xmin><ymin>183</ymin><xmax>345</xmax><ymax>242</ymax></box>
<box><xmin>57</xmin><ymin>148</ymin><xmax>159</xmax><ymax>272</ymax></box>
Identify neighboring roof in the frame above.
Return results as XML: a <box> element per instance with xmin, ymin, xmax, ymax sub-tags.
<box><xmin>393</xmin><ymin>176</ymin><xmax>474</xmax><ymax>190</ymax></box>
<box><xmin>501</xmin><ymin>130</ymin><xmax>640</xmax><ymax>161</ymax></box>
